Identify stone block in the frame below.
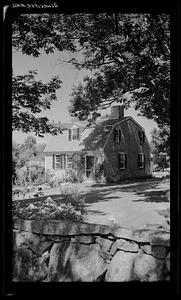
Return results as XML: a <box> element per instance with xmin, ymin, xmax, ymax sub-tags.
<box><xmin>110</xmin><ymin>241</ymin><xmax>118</xmax><ymax>256</ymax></box>
<box><xmin>140</xmin><ymin>244</ymin><xmax>152</xmax><ymax>255</ymax></box>
<box><xmin>96</xmin><ymin>236</ymin><xmax>113</xmax><ymax>252</ymax></box>
<box><xmin>14</xmin><ymin>230</ymin><xmax>53</xmax><ymax>256</ymax></box>
<box><xmin>116</xmin><ymin>239</ymin><xmax>139</xmax><ymax>252</ymax></box>
<box><xmin>133</xmin><ymin>250</ymin><xmax>165</xmax><ymax>281</ymax></box>
<box><xmin>13</xmin><ymin>247</ymin><xmax>48</xmax><ymax>282</ymax></box>
<box><xmin>105</xmin><ymin>251</ymin><xmax>137</xmax><ymax>281</ymax></box>
<box><xmin>110</xmin><ymin>239</ymin><xmax>139</xmax><ymax>256</ymax></box>
<box><xmin>48</xmin><ymin>241</ymin><xmax>107</xmax><ymax>282</ymax></box>
<box><xmin>151</xmin><ymin>245</ymin><xmax>168</xmax><ymax>259</ymax></box>
<box><xmin>71</xmin><ymin>235</ymin><xmax>95</xmax><ymax>244</ymax></box>
<box><xmin>150</xmin><ymin>233</ymin><xmax>170</xmax><ymax>247</ymax></box>
<box><xmin>99</xmin><ymin>250</ymin><xmax>112</xmax><ymax>263</ymax></box>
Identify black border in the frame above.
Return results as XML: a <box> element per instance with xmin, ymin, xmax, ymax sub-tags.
<box><xmin>1</xmin><ymin>0</ymin><xmax>180</xmax><ymax>297</ymax></box>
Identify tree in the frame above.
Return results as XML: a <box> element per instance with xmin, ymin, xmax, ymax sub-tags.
<box><xmin>12</xmin><ymin>136</ymin><xmax>47</xmax><ymax>186</ymax></box>
<box><xmin>12</xmin><ymin>70</ymin><xmax>63</xmax><ymax>137</ymax></box>
<box><xmin>150</xmin><ymin>126</ymin><xmax>170</xmax><ymax>171</ymax></box>
<box><xmin>12</xmin><ymin>140</ymin><xmax>19</xmax><ymax>184</ymax></box>
<box><xmin>12</xmin><ymin>13</ymin><xmax>170</xmax><ymax>127</ymax></box>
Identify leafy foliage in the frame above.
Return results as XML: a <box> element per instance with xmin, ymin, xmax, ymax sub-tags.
<box><xmin>150</xmin><ymin>126</ymin><xmax>170</xmax><ymax>170</ymax></box>
<box><xmin>12</xmin><ymin>136</ymin><xmax>47</xmax><ymax>186</ymax></box>
<box><xmin>12</xmin><ymin>186</ymin><xmax>87</xmax><ymax>222</ymax></box>
<box><xmin>13</xmin><ymin>13</ymin><xmax>170</xmax><ymax>127</ymax></box>
<box><xmin>12</xmin><ymin>70</ymin><xmax>63</xmax><ymax>136</ymax></box>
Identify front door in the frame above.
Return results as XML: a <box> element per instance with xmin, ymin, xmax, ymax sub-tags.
<box><xmin>85</xmin><ymin>156</ymin><xmax>94</xmax><ymax>178</ymax></box>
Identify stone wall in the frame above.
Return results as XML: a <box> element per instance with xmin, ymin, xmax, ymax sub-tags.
<box><xmin>13</xmin><ymin>218</ymin><xmax>170</xmax><ymax>282</ymax></box>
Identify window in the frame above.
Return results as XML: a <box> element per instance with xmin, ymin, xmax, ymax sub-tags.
<box><xmin>138</xmin><ymin>130</ymin><xmax>145</xmax><ymax>143</ymax></box>
<box><xmin>68</xmin><ymin>128</ymin><xmax>80</xmax><ymax>141</ymax></box>
<box><xmin>137</xmin><ymin>153</ymin><xmax>145</xmax><ymax>169</ymax></box>
<box><xmin>113</xmin><ymin>128</ymin><xmax>121</xmax><ymax>142</ymax></box>
<box><xmin>54</xmin><ymin>154</ymin><xmax>66</xmax><ymax>169</ymax></box>
<box><xmin>66</xmin><ymin>155</ymin><xmax>72</xmax><ymax>169</ymax></box>
<box><xmin>118</xmin><ymin>153</ymin><xmax>127</xmax><ymax>169</ymax></box>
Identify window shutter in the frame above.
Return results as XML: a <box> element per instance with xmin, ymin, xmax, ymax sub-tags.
<box><xmin>77</xmin><ymin>128</ymin><xmax>80</xmax><ymax>140</ymax></box>
<box><xmin>125</xmin><ymin>153</ymin><xmax>127</xmax><ymax>168</ymax></box>
<box><xmin>119</xmin><ymin>129</ymin><xmax>121</xmax><ymax>142</ymax></box>
<box><xmin>113</xmin><ymin>129</ymin><xmax>116</xmax><ymax>141</ymax></box>
<box><xmin>68</xmin><ymin>129</ymin><xmax>71</xmax><ymax>141</ymax></box>
<box><xmin>52</xmin><ymin>154</ymin><xmax>55</xmax><ymax>169</ymax></box>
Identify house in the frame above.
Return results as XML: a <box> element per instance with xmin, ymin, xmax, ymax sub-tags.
<box><xmin>43</xmin><ymin>105</ymin><xmax>152</xmax><ymax>182</ymax></box>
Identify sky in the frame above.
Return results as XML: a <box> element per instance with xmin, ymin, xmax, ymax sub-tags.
<box><xmin>12</xmin><ymin>47</ymin><xmax>158</xmax><ymax>145</ymax></box>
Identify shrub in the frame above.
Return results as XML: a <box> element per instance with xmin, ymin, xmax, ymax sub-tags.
<box><xmin>59</xmin><ymin>184</ymin><xmax>86</xmax><ymax>216</ymax></box>
<box><xmin>12</xmin><ymin>184</ymin><xmax>87</xmax><ymax>222</ymax></box>
<box><xmin>13</xmin><ymin>164</ymin><xmax>46</xmax><ymax>187</ymax></box>
<box><xmin>45</xmin><ymin>170</ymin><xmax>63</xmax><ymax>187</ymax></box>
<box><xmin>64</xmin><ymin>169</ymin><xmax>84</xmax><ymax>183</ymax></box>
<box><xmin>94</xmin><ymin>163</ymin><xmax>105</xmax><ymax>183</ymax></box>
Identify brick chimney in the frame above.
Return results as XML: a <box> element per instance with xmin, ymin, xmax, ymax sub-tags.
<box><xmin>110</xmin><ymin>105</ymin><xmax>124</xmax><ymax>119</ymax></box>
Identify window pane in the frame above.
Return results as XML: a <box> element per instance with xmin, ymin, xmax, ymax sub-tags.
<box><xmin>138</xmin><ymin>153</ymin><xmax>144</xmax><ymax>168</ymax></box>
<box><xmin>118</xmin><ymin>153</ymin><xmax>126</xmax><ymax>169</ymax></box>
<box><xmin>67</xmin><ymin>155</ymin><xmax>72</xmax><ymax>169</ymax></box>
<box><xmin>114</xmin><ymin>129</ymin><xmax>120</xmax><ymax>142</ymax></box>
<box><xmin>55</xmin><ymin>155</ymin><xmax>61</xmax><ymax>169</ymax></box>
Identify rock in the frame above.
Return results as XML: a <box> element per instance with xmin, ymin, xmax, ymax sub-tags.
<box><xmin>140</xmin><ymin>244</ymin><xmax>152</xmax><ymax>255</ymax></box>
<box><xmin>48</xmin><ymin>241</ymin><xmax>107</xmax><ymax>282</ymax></box>
<box><xmin>47</xmin><ymin>236</ymin><xmax>71</xmax><ymax>243</ymax></box>
<box><xmin>133</xmin><ymin>250</ymin><xmax>165</xmax><ymax>281</ymax></box>
<box><xmin>140</xmin><ymin>244</ymin><xmax>168</xmax><ymax>259</ymax></box>
<box><xmin>99</xmin><ymin>250</ymin><xmax>112</xmax><ymax>263</ymax></box>
<box><xmin>105</xmin><ymin>251</ymin><xmax>137</xmax><ymax>281</ymax></box>
<box><xmin>116</xmin><ymin>239</ymin><xmax>139</xmax><ymax>252</ymax></box>
<box><xmin>150</xmin><ymin>233</ymin><xmax>170</xmax><ymax>247</ymax></box>
<box><xmin>107</xmin><ymin>234</ymin><xmax>116</xmax><ymax>241</ymax></box>
<box><xmin>13</xmin><ymin>247</ymin><xmax>48</xmax><ymax>281</ymax></box>
<box><xmin>166</xmin><ymin>252</ymin><xmax>170</xmax><ymax>272</ymax></box>
<box><xmin>151</xmin><ymin>245</ymin><xmax>168</xmax><ymax>259</ymax></box>
<box><xmin>110</xmin><ymin>239</ymin><xmax>139</xmax><ymax>256</ymax></box>
<box><xmin>96</xmin><ymin>236</ymin><xmax>113</xmax><ymax>252</ymax></box>
<box><xmin>71</xmin><ymin>235</ymin><xmax>95</xmax><ymax>244</ymax></box>
<box><xmin>14</xmin><ymin>230</ymin><xmax>53</xmax><ymax>256</ymax></box>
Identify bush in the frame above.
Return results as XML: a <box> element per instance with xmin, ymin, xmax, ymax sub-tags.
<box><xmin>64</xmin><ymin>169</ymin><xmax>84</xmax><ymax>183</ymax></box>
<box><xmin>94</xmin><ymin>163</ymin><xmax>105</xmax><ymax>183</ymax></box>
<box><xmin>13</xmin><ymin>164</ymin><xmax>46</xmax><ymax>187</ymax></box>
<box><xmin>59</xmin><ymin>184</ymin><xmax>86</xmax><ymax>216</ymax></box>
<box><xmin>12</xmin><ymin>184</ymin><xmax>87</xmax><ymax>222</ymax></box>
<box><xmin>45</xmin><ymin>170</ymin><xmax>62</xmax><ymax>187</ymax></box>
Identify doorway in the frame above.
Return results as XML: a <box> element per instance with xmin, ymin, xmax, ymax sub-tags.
<box><xmin>85</xmin><ymin>156</ymin><xmax>94</xmax><ymax>179</ymax></box>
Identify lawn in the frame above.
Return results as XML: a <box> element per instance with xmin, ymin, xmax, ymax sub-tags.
<box><xmin>13</xmin><ymin>176</ymin><xmax>170</xmax><ymax>230</ymax></box>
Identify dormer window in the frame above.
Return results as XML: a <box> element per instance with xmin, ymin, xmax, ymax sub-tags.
<box><xmin>138</xmin><ymin>130</ymin><xmax>145</xmax><ymax>143</ymax></box>
<box><xmin>113</xmin><ymin>128</ymin><xmax>121</xmax><ymax>142</ymax></box>
<box><xmin>68</xmin><ymin>127</ymin><xmax>80</xmax><ymax>141</ymax></box>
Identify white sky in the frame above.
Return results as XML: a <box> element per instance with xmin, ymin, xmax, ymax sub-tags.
<box><xmin>12</xmin><ymin>49</ymin><xmax>158</xmax><ymax>145</ymax></box>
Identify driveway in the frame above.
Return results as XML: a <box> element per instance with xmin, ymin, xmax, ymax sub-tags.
<box><xmin>79</xmin><ymin>178</ymin><xmax>170</xmax><ymax>229</ymax></box>
<box><xmin>13</xmin><ymin>178</ymin><xmax>170</xmax><ymax>230</ymax></box>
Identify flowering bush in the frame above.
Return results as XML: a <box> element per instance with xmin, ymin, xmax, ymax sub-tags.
<box><xmin>12</xmin><ymin>186</ymin><xmax>87</xmax><ymax>222</ymax></box>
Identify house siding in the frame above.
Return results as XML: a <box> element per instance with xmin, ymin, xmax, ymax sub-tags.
<box><xmin>103</xmin><ymin>119</ymin><xmax>151</xmax><ymax>182</ymax></box>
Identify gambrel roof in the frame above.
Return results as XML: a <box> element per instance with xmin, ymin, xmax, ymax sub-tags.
<box><xmin>43</xmin><ymin>117</ymin><xmax>145</xmax><ymax>153</ymax></box>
